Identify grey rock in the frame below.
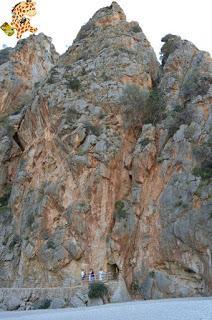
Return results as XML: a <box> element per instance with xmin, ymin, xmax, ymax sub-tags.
<box><xmin>94</xmin><ymin>141</ymin><xmax>107</xmax><ymax>154</ymax></box>
<box><xmin>110</xmin><ymin>279</ymin><xmax>131</xmax><ymax>303</ymax></box>
<box><xmin>5</xmin><ymin>296</ymin><xmax>22</xmax><ymax>311</ymax></box>
<box><xmin>80</xmin><ymin>135</ymin><xmax>97</xmax><ymax>153</ymax></box>
<box><xmin>88</xmin><ymin>297</ymin><xmax>103</xmax><ymax>306</ymax></box>
<box><xmin>69</xmin><ymin>292</ymin><xmax>88</xmax><ymax>308</ymax></box>
<box><xmin>50</xmin><ymin>298</ymin><xmax>66</xmax><ymax>309</ymax></box>
<box><xmin>141</xmin><ymin>276</ymin><xmax>154</xmax><ymax>299</ymax></box>
<box><xmin>64</xmin><ymin>239</ymin><xmax>83</xmax><ymax>260</ymax></box>
<box><xmin>155</xmin><ymin>271</ymin><xmax>172</xmax><ymax>293</ymax></box>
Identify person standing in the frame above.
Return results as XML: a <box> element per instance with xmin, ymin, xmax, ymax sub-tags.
<box><xmin>81</xmin><ymin>269</ymin><xmax>86</xmax><ymax>284</ymax></box>
<box><xmin>98</xmin><ymin>268</ymin><xmax>104</xmax><ymax>281</ymax></box>
<box><xmin>89</xmin><ymin>269</ymin><xmax>95</xmax><ymax>282</ymax></box>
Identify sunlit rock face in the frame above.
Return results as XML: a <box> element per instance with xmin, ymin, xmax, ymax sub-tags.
<box><xmin>0</xmin><ymin>1</ymin><xmax>211</xmax><ymax>300</ymax></box>
<box><xmin>0</xmin><ymin>33</ymin><xmax>59</xmax><ymax>117</ymax></box>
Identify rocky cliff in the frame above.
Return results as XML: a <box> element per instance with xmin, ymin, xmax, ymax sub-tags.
<box><xmin>0</xmin><ymin>1</ymin><xmax>211</xmax><ymax>300</ymax></box>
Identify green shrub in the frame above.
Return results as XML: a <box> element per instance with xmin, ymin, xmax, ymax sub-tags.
<box><xmin>36</xmin><ymin>299</ymin><xmax>51</xmax><ymax>309</ymax></box>
<box><xmin>121</xmin><ymin>84</ymin><xmax>148</xmax><ymax>109</ymax></box>
<box><xmin>143</xmin><ymin>88</ymin><xmax>166</xmax><ymax>125</ymax></box>
<box><xmin>0</xmin><ymin>206</ymin><xmax>8</xmax><ymax>214</ymax></box>
<box><xmin>166</xmin><ymin>105</ymin><xmax>192</xmax><ymax>138</ymax></box>
<box><xmin>47</xmin><ymin>67</ymin><xmax>59</xmax><ymax>84</ymax></box>
<box><xmin>184</xmin><ymin>125</ymin><xmax>196</xmax><ymax>141</ymax></box>
<box><xmin>192</xmin><ymin>140</ymin><xmax>212</xmax><ymax>180</ymax></box>
<box><xmin>116</xmin><ymin>209</ymin><xmax>127</xmax><ymax>220</ymax></box>
<box><xmin>149</xmin><ymin>271</ymin><xmax>155</xmax><ymax>278</ymax></box>
<box><xmin>77</xmin><ymin>148</ymin><xmax>86</xmax><ymax>156</ymax></box>
<box><xmin>120</xmin><ymin>85</ymin><xmax>165</xmax><ymax>128</ymax></box>
<box><xmin>46</xmin><ymin>239</ymin><xmax>57</xmax><ymax>249</ymax></box>
<box><xmin>67</xmin><ymin>77</ymin><xmax>81</xmax><ymax>91</ymax></box>
<box><xmin>0</xmin><ymin>208</ymin><xmax>12</xmax><ymax>224</ymax></box>
<box><xmin>8</xmin><ymin>235</ymin><xmax>20</xmax><ymax>249</ymax></box>
<box><xmin>66</xmin><ymin>108</ymin><xmax>80</xmax><ymax>126</ymax></box>
<box><xmin>88</xmin><ymin>282</ymin><xmax>108</xmax><ymax>299</ymax></box>
<box><xmin>120</xmin><ymin>84</ymin><xmax>148</xmax><ymax>129</ymax></box>
<box><xmin>175</xmin><ymin>200</ymin><xmax>183</xmax><ymax>207</ymax></box>
<box><xmin>101</xmin><ymin>71</ymin><xmax>110</xmax><ymax>81</ymax></box>
<box><xmin>115</xmin><ymin>200</ymin><xmax>125</xmax><ymax>210</ymax></box>
<box><xmin>0</xmin><ymin>186</ymin><xmax>12</xmax><ymax>208</ymax></box>
<box><xmin>26</xmin><ymin>213</ymin><xmax>35</xmax><ymax>228</ymax></box>
<box><xmin>139</xmin><ymin>138</ymin><xmax>150</xmax><ymax>149</ymax></box>
<box><xmin>0</xmin><ymin>116</ymin><xmax>8</xmax><ymax>126</ymax></box>
<box><xmin>182</xmin><ymin>71</ymin><xmax>211</xmax><ymax>100</ymax></box>
<box><xmin>74</xmin><ymin>201</ymin><xmax>90</xmax><ymax>214</ymax></box>
<box><xmin>131</xmin><ymin>280</ymin><xmax>141</xmax><ymax>294</ymax></box>
<box><xmin>157</xmin><ymin>156</ymin><xmax>165</xmax><ymax>163</ymax></box>
<box><xmin>81</xmin><ymin>67</ymin><xmax>87</xmax><ymax>76</ymax></box>
<box><xmin>41</xmin><ymin>231</ymin><xmax>49</xmax><ymax>240</ymax></box>
<box><xmin>192</xmin><ymin>141</ymin><xmax>212</xmax><ymax>163</ymax></box>
<box><xmin>114</xmin><ymin>200</ymin><xmax>127</xmax><ymax>220</ymax></box>
<box><xmin>84</xmin><ymin>122</ymin><xmax>101</xmax><ymax>136</ymax></box>
<box><xmin>192</xmin><ymin>167</ymin><xmax>212</xmax><ymax>180</ymax></box>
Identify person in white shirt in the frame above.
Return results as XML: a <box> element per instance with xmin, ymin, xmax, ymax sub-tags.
<box><xmin>81</xmin><ymin>269</ymin><xmax>86</xmax><ymax>283</ymax></box>
<box><xmin>98</xmin><ymin>268</ymin><xmax>105</xmax><ymax>281</ymax></box>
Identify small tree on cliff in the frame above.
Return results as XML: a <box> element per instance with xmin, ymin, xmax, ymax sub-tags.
<box><xmin>120</xmin><ymin>84</ymin><xmax>166</xmax><ymax>128</ymax></box>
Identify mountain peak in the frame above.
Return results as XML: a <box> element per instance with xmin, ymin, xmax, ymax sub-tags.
<box><xmin>91</xmin><ymin>1</ymin><xmax>126</xmax><ymax>26</ymax></box>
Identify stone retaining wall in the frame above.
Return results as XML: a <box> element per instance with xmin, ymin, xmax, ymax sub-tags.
<box><xmin>0</xmin><ymin>280</ymin><xmax>130</xmax><ymax>311</ymax></box>
<box><xmin>0</xmin><ymin>286</ymin><xmax>87</xmax><ymax>311</ymax></box>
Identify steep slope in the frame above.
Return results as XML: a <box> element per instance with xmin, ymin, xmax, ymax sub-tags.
<box><xmin>0</xmin><ymin>33</ymin><xmax>59</xmax><ymax>286</ymax></box>
<box><xmin>0</xmin><ymin>1</ymin><xmax>211</xmax><ymax>300</ymax></box>
<box><xmin>131</xmin><ymin>34</ymin><xmax>212</xmax><ymax>298</ymax></box>
<box><xmin>0</xmin><ymin>34</ymin><xmax>59</xmax><ymax>194</ymax></box>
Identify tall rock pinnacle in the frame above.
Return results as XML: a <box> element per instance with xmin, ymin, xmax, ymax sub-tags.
<box><xmin>0</xmin><ymin>2</ymin><xmax>211</xmax><ymax>308</ymax></box>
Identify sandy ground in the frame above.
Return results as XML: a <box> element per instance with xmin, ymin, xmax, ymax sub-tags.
<box><xmin>0</xmin><ymin>297</ymin><xmax>212</xmax><ymax>320</ymax></box>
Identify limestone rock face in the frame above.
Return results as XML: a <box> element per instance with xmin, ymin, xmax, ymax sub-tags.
<box><xmin>131</xmin><ymin>34</ymin><xmax>212</xmax><ymax>299</ymax></box>
<box><xmin>0</xmin><ymin>2</ymin><xmax>211</xmax><ymax>301</ymax></box>
<box><xmin>0</xmin><ymin>33</ymin><xmax>59</xmax><ymax>117</ymax></box>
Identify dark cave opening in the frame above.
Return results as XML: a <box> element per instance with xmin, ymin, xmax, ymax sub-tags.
<box><xmin>107</xmin><ymin>263</ymin><xmax>119</xmax><ymax>280</ymax></box>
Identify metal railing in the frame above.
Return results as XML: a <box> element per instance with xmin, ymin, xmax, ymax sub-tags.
<box><xmin>81</xmin><ymin>272</ymin><xmax>116</xmax><ymax>283</ymax></box>
<box><xmin>0</xmin><ymin>272</ymin><xmax>118</xmax><ymax>289</ymax></box>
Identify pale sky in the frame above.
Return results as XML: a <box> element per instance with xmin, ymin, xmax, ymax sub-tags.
<box><xmin>0</xmin><ymin>0</ymin><xmax>211</xmax><ymax>58</ymax></box>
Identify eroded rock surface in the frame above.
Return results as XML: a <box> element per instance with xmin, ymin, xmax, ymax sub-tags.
<box><xmin>0</xmin><ymin>33</ymin><xmax>59</xmax><ymax>117</ymax></box>
<box><xmin>0</xmin><ymin>1</ymin><xmax>211</xmax><ymax>301</ymax></box>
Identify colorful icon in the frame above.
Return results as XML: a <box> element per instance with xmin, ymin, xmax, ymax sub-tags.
<box><xmin>0</xmin><ymin>22</ymin><xmax>15</xmax><ymax>36</ymax></box>
<box><xmin>1</xmin><ymin>0</ymin><xmax>38</xmax><ymax>39</ymax></box>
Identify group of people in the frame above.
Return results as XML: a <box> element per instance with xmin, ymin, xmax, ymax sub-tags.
<box><xmin>81</xmin><ymin>268</ymin><xmax>106</xmax><ymax>283</ymax></box>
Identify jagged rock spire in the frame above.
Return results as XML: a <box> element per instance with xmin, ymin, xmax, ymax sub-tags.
<box><xmin>74</xmin><ymin>1</ymin><xmax>127</xmax><ymax>42</ymax></box>
<box><xmin>91</xmin><ymin>1</ymin><xmax>126</xmax><ymax>25</ymax></box>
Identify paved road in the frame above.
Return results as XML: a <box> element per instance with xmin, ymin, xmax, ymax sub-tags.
<box><xmin>0</xmin><ymin>298</ymin><xmax>211</xmax><ymax>320</ymax></box>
